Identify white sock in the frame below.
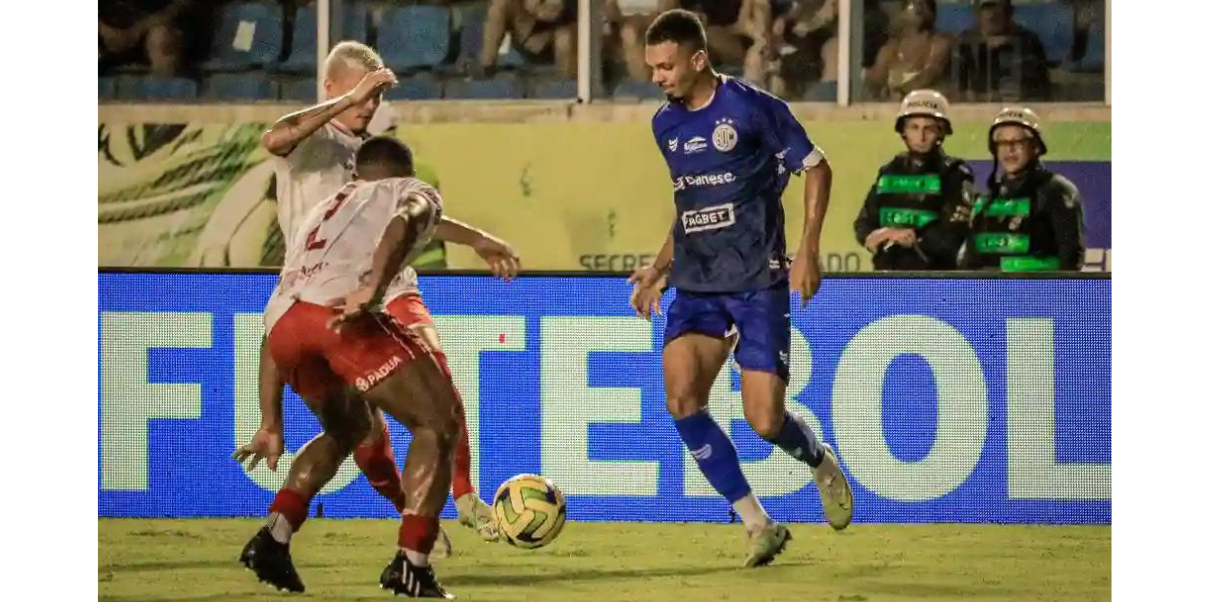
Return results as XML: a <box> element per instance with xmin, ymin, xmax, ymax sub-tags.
<box><xmin>266</xmin><ymin>512</ymin><xmax>293</xmax><ymax>544</ymax></box>
<box><xmin>403</xmin><ymin>548</ymin><xmax>430</xmax><ymax>567</ymax></box>
<box><xmin>731</xmin><ymin>493</ymin><xmax>771</xmax><ymax>531</ymax></box>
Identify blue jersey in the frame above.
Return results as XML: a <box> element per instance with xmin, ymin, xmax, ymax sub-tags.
<box><xmin>652</xmin><ymin>76</ymin><xmax>822</xmax><ymax>293</ymax></box>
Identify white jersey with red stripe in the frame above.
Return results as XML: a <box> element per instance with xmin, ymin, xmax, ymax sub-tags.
<box><xmin>272</xmin><ymin>121</ymin><xmax>365</xmax><ymax>245</ymax></box>
<box><xmin>264</xmin><ymin>177</ymin><xmax>443</xmax><ymax>333</ymax></box>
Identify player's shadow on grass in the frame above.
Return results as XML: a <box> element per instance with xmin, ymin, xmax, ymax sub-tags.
<box><xmin>100</xmin><ymin>558</ymin><xmax>339</xmax><ymax>573</ymax></box>
<box><xmin>446</xmin><ymin>561</ymin><xmax>816</xmax><ymax>587</ymax></box>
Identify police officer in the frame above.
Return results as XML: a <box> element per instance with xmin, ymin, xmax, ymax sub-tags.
<box><xmin>854</xmin><ymin>90</ymin><xmax>975</xmax><ymax>270</ymax></box>
<box><xmin>964</xmin><ymin>106</ymin><xmax>1085</xmax><ymax>271</ymax></box>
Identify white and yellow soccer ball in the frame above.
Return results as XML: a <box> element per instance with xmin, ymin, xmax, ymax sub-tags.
<box><xmin>492</xmin><ymin>474</ymin><xmax>567</xmax><ymax>549</ymax></box>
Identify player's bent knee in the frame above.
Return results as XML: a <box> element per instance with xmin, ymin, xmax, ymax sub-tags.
<box><xmin>666</xmin><ymin>394</ymin><xmax>705</xmax><ymax>420</ymax></box>
<box><xmin>287</xmin><ymin>434</ymin><xmax>350</xmax><ymax>494</ymax></box>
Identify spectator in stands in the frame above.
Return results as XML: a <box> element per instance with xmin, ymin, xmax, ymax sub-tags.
<box><xmin>863</xmin><ymin>0</ymin><xmax>894</xmax><ymax>69</ymax></box>
<box><xmin>864</xmin><ymin>0</ymin><xmax>952</xmax><ymax>100</ymax></box>
<box><xmin>951</xmin><ymin>0</ymin><xmax>1050</xmax><ymax>101</ymax></box>
<box><xmin>481</xmin><ymin>0</ymin><xmax>578</xmax><ymax>79</ymax></box>
<box><xmin>604</xmin><ymin>0</ymin><xmax>667</xmax><ymax>82</ymax></box>
<box><xmin>99</xmin><ymin>0</ymin><xmax>195</xmax><ymax>76</ymax></box>
<box><xmin>665</xmin><ymin>0</ymin><xmax>773</xmax><ymax>86</ymax></box>
<box><xmin>769</xmin><ymin>0</ymin><xmax>838</xmax><ymax>98</ymax></box>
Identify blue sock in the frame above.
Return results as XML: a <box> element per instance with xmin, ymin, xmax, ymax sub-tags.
<box><xmin>765</xmin><ymin>411</ymin><xmax>825</xmax><ymax>468</ymax></box>
<box><xmin>674</xmin><ymin>411</ymin><xmax>752</xmax><ymax>503</ymax></box>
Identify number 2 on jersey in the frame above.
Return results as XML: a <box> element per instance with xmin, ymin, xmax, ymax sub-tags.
<box><xmin>303</xmin><ymin>188</ymin><xmax>352</xmax><ymax>251</ymax></box>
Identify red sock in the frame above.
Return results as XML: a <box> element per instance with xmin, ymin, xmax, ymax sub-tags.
<box><xmin>399</xmin><ymin>514</ymin><xmax>440</xmax><ymax>553</ymax></box>
<box><xmin>354</xmin><ymin>424</ymin><xmax>406</xmax><ymax>513</ymax></box>
<box><xmin>268</xmin><ymin>488</ymin><xmax>311</xmax><ymax>531</ymax></box>
<box><xmin>452</xmin><ymin>418</ymin><xmax>474</xmax><ymax>500</ymax></box>
<box><xmin>432</xmin><ymin>350</ymin><xmax>476</xmax><ymax>500</ymax></box>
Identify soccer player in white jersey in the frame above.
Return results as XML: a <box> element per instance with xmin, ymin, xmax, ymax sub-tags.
<box><xmin>241</xmin><ymin>137</ymin><xmax>463</xmax><ymax>598</ymax></box>
<box><xmin>234</xmin><ymin>41</ymin><xmax>517</xmax><ymax>546</ymax></box>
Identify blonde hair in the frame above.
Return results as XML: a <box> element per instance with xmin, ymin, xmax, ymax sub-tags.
<box><xmin>324</xmin><ymin>41</ymin><xmax>384</xmax><ymax>79</ymax></box>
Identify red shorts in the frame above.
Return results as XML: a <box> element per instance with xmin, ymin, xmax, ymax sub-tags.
<box><xmin>386</xmin><ymin>293</ymin><xmax>434</xmax><ymax>328</ymax></box>
<box><xmin>268</xmin><ymin>301</ymin><xmax>431</xmax><ymax>401</ymax></box>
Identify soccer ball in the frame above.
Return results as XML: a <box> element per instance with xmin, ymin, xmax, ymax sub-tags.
<box><xmin>492</xmin><ymin>474</ymin><xmax>567</xmax><ymax>549</ymax></box>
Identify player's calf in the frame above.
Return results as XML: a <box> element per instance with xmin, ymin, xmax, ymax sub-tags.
<box><xmin>757</xmin><ymin>410</ymin><xmax>825</xmax><ymax>468</ymax></box>
<box><xmin>674</xmin><ymin>409</ymin><xmax>783</xmax><ymax>543</ymax></box>
<box><xmin>353</xmin><ymin>414</ymin><xmax>407</xmax><ymax>513</ymax></box>
<box><xmin>756</xmin><ymin>410</ymin><xmax>853</xmax><ymax>530</ymax></box>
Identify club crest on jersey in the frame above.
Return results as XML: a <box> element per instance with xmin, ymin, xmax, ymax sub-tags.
<box><xmin>667</xmin><ymin>137</ymin><xmax>679</xmax><ymax>152</ymax></box>
<box><xmin>712</xmin><ymin>118</ymin><xmax>738</xmax><ymax>152</ymax></box>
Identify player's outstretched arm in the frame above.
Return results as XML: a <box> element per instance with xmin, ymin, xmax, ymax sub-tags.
<box><xmin>332</xmin><ymin>194</ymin><xmax>437</xmax><ymax>327</ymax></box>
<box><xmin>790</xmin><ymin>158</ymin><xmax>832</xmax><ymax>306</ymax></box>
<box><xmin>233</xmin><ymin>337</ymin><xmax>285</xmax><ymax>472</ymax></box>
<box><xmin>433</xmin><ymin>215</ymin><xmax>521</xmax><ymax>280</ymax></box>
<box><xmin>260</xmin><ymin>68</ymin><xmax>398</xmax><ymax>156</ymax></box>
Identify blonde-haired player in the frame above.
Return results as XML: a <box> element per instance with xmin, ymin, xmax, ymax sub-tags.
<box><xmin>235</xmin><ymin>41</ymin><xmax>516</xmax><ymax>549</ymax></box>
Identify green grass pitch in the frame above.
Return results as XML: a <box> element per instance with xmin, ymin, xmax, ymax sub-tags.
<box><xmin>99</xmin><ymin>519</ymin><xmax>1108</xmax><ymax>601</ymax></box>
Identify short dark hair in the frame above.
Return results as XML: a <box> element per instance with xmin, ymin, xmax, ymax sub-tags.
<box><xmin>355</xmin><ymin>136</ymin><xmax>414</xmax><ymax>178</ymax></box>
<box><xmin>906</xmin><ymin>0</ymin><xmax>938</xmax><ymax>28</ymax></box>
<box><xmin>645</xmin><ymin>9</ymin><xmax>707</xmax><ymax>52</ymax></box>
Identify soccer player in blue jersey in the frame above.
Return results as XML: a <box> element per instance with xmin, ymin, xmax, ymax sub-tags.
<box><xmin>628</xmin><ymin>9</ymin><xmax>854</xmax><ymax>567</ymax></box>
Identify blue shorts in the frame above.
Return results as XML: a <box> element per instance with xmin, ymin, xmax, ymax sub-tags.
<box><xmin>664</xmin><ymin>284</ymin><xmax>791</xmax><ymax>380</ymax></box>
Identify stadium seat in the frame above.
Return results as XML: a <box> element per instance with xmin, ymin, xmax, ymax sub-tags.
<box><xmin>444</xmin><ymin>73</ymin><xmax>523</xmax><ymax>99</ymax></box>
<box><xmin>127</xmin><ymin>76</ymin><xmax>199</xmax><ymax>101</ymax></box>
<box><xmin>385</xmin><ymin>72</ymin><xmax>443</xmax><ymax>100</ymax></box>
<box><xmin>202</xmin><ymin>73</ymin><xmax>276</xmax><ymax>101</ymax></box>
<box><xmin>202</xmin><ymin>1</ymin><xmax>285</xmax><ymax>72</ymax></box>
<box><xmin>379</xmin><ymin>5</ymin><xmax>452</xmax><ymax>71</ymax></box>
<box><xmin>276</xmin><ymin>2</ymin><xmax>370</xmax><ymax>75</ymax></box>
<box><xmin>801</xmin><ymin>80</ymin><xmax>838</xmax><ymax>102</ymax></box>
<box><xmin>495</xmin><ymin>34</ymin><xmax>531</xmax><ymax>69</ymax></box>
<box><xmin>1014</xmin><ymin>2</ymin><xmax>1074</xmax><ymax>63</ymax></box>
<box><xmin>936</xmin><ymin>2</ymin><xmax>975</xmax><ymax>35</ymax></box>
<box><xmin>276</xmin><ymin>4</ymin><xmax>317</xmax><ymax>74</ymax></box>
<box><xmin>278</xmin><ymin>78</ymin><xmax>319</xmax><ymax>102</ymax></box>
<box><xmin>529</xmin><ymin>78</ymin><xmax>578</xmax><ymax>99</ymax></box>
<box><xmin>612</xmin><ymin>80</ymin><xmax>663</xmax><ymax>100</ymax></box>
<box><xmin>1074</xmin><ymin>18</ymin><xmax>1106</xmax><ymax>72</ymax></box>
<box><xmin>99</xmin><ymin>77</ymin><xmax>118</xmax><ymax>100</ymax></box>
<box><xmin>447</xmin><ymin>0</ymin><xmax>489</xmax><ymax>73</ymax></box>
<box><xmin>339</xmin><ymin>2</ymin><xmax>370</xmax><ymax>47</ymax></box>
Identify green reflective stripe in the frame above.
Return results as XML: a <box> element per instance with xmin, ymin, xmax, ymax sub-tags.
<box><xmin>879</xmin><ymin>207</ymin><xmax>939</xmax><ymax>228</ymax></box>
<box><xmin>1000</xmin><ymin>256</ymin><xmax>1060</xmax><ymax>272</ymax></box>
<box><xmin>984</xmin><ymin>198</ymin><xmax>1031</xmax><ymax>217</ymax></box>
<box><xmin>972</xmin><ymin>196</ymin><xmax>989</xmax><ymax>215</ymax></box>
<box><xmin>876</xmin><ymin>174</ymin><xmax>942</xmax><ymax>195</ymax></box>
<box><xmin>973</xmin><ymin>232</ymin><xmax>1030</xmax><ymax>254</ymax></box>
